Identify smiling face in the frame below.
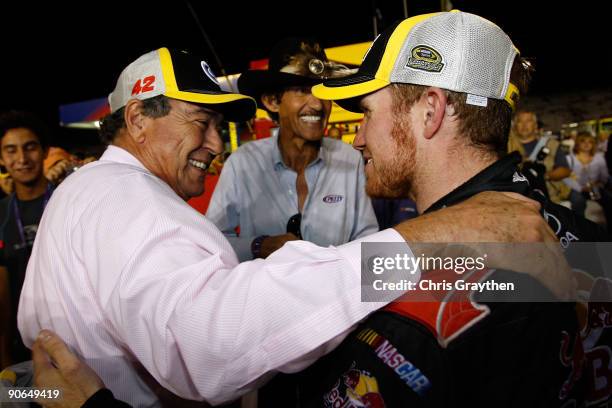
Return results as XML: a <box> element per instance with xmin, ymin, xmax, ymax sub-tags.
<box><xmin>576</xmin><ymin>135</ymin><xmax>595</xmax><ymax>155</ymax></box>
<box><xmin>514</xmin><ymin>111</ymin><xmax>538</xmax><ymax>141</ymax></box>
<box><xmin>275</xmin><ymin>86</ymin><xmax>332</xmax><ymax>142</ymax></box>
<box><xmin>142</xmin><ymin>99</ymin><xmax>224</xmax><ymax>200</ymax></box>
<box><xmin>0</xmin><ymin>127</ymin><xmax>46</xmax><ymax>187</ymax></box>
<box><xmin>353</xmin><ymin>87</ymin><xmax>416</xmax><ymax>199</ymax></box>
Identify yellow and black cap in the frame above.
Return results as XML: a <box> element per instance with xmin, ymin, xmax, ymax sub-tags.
<box><xmin>313</xmin><ymin>11</ymin><xmax>520</xmax><ymax>113</ymax></box>
<box><xmin>109</xmin><ymin>47</ymin><xmax>256</xmax><ymax>122</ymax></box>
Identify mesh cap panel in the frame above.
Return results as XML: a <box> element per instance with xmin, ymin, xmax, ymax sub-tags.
<box><xmin>390</xmin><ymin>12</ymin><xmax>517</xmax><ymax>99</ymax></box>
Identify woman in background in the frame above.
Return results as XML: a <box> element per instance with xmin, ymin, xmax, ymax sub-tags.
<box><xmin>565</xmin><ymin>132</ymin><xmax>610</xmax><ymax>221</ymax></box>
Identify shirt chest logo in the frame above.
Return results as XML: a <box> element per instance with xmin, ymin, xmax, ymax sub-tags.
<box><xmin>323</xmin><ymin>194</ymin><xmax>343</xmax><ymax>204</ymax></box>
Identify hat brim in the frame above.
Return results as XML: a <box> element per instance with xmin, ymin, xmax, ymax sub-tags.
<box><xmin>238</xmin><ymin>71</ymin><xmax>323</xmax><ymax>103</ymax></box>
<box><xmin>165</xmin><ymin>89</ymin><xmax>256</xmax><ymax>122</ymax></box>
<box><xmin>312</xmin><ymin>75</ymin><xmax>390</xmax><ymax>113</ymax></box>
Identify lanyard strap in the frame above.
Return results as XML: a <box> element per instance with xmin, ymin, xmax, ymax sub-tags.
<box><xmin>11</xmin><ymin>184</ymin><xmax>52</xmax><ymax>247</ymax></box>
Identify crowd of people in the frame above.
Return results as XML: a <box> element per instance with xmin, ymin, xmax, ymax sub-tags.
<box><xmin>510</xmin><ymin>110</ymin><xmax>612</xmax><ymax>229</ymax></box>
<box><xmin>0</xmin><ymin>10</ymin><xmax>610</xmax><ymax>408</ymax></box>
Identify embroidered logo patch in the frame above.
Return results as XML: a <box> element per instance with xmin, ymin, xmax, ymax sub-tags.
<box><xmin>323</xmin><ymin>194</ymin><xmax>343</xmax><ymax>204</ymax></box>
<box><xmin>406</xmin><ymin>45</ymin><xmax>444</xmax><ymax>73</ymax></box>
<box><xmin>356</xmin><ymin>328</ymin><xmax>431</xmax><ymax>395</ymax></box>
<box><xmin>512</xmin><ymin>171</ymin><xmax>528</xmax><ymax>183</ymax></box>
<box><xmin>323</xmin><ymin>362</ymin><xmax>386</xmax><ymax>408</ymax></box>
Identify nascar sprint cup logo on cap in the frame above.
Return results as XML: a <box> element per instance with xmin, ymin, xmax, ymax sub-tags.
<box><xmin>406</xmin><ymin>45</ymin><xmax>444</xmax><ymax>73</ymax></box>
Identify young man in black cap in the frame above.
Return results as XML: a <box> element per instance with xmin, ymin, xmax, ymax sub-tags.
<box><xmin>207</xmin><ymin>38</ymin><xmax>379</xmax><ymax>261</ymax></box>
<box><xmin>0</xmin><ymin>111</ymin><xmax>52</xmax><ymax>368</ymax></box>
<box><xmin>295</xmin><ymin>10</ymin><xmax>610</xmax><ymax>407</ymax></box>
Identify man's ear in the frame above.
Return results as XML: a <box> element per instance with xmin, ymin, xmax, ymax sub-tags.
<box><xmin>422</xmin><ymin>87</ymin><xmax>447</xmax><ymax>140</ymax></box>
<box><xmin>124</xmin><ymin>99</ymin><xmax>148</xmax><ymax>144</ymax></box>
<box><xmin>261</xmin><ymin>94</ymin><xmax>280</xmax><ymax>113</ymax></box>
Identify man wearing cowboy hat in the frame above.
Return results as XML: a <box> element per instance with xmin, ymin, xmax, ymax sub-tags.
<box><xmin>206</xmin><ymin>37</ymin><xmax>380</xmax><ymax>261</ymax></box>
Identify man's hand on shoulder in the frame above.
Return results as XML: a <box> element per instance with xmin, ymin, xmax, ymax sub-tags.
<box><xmin>394</xmin><ymin>191</ymin><xmax>555</xmax><ymax>243</ymax></box>
<box><xmin>393</xmin><ymin>191</ymin><xmax>575</xmax><ymax>300</ymax></box>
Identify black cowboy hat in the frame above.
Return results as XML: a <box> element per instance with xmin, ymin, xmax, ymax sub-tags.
<box><xmin>237</xmin><ymin>37</ymin><xmax>355</xmax><ymax>103</ymax></box>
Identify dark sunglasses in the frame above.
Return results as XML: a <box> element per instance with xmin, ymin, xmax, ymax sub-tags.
<box><xmin>286</xmin><ymin>213</ymin><xmax>302</xmax><ymax>239</ymax></box>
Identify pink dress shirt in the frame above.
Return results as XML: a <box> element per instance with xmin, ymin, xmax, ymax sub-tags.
<box><xmin>18</xmin><ymin>145</ymin><xmax>407</xmax><ymax>406</ymax></box>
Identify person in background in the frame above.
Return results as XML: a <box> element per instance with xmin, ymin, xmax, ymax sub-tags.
<box><xmin>327</xmin><ymin>124</ymin><xmax>343</xmax><ymax>140</ymax></box>
<box><xmin>207</xmin><ymin>37</ymin><xmax>379</xmax><ymax>261</ymax></box>
<box><xmin>597</xmin><ymin>129</ymin><xmax>609</xmax><ymax>154</ymax></box>
<box><xmin>0</xmin><ymin>147</ymin><xmax>96</xmax><ymax>197</ymax></box>
<box><xmin>0</xmin><ymin>110</ymin><xmax>53</xmax><ymax>367</ymax></box>
<box><xmin>508</xmin><ymin>110</ymin><xmax>571</xmax><ymax>203</ymax></box>
<box><xmin>565</xmin><ymin>132</ymin><xmax>611</xmax><ymax>222</ymax></box>
<box><xmin>208</xmin><ymin>38</ymin><xmax>380</xmax><ymax>404</ymax></box>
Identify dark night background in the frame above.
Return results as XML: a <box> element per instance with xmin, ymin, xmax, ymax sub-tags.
<box><xmin>0</xmin><ymin>0</ymin><xmax>610</xmax><ymax>150</ymax></box>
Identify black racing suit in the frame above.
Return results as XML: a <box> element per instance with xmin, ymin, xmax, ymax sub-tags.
<box><xmin>292</xmin><ymin>152</ymin><xmax>610</xmax><ymax>408</ymax></box>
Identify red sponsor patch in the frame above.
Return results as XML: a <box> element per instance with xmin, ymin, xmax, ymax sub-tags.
<box><xmin>385</xmin><ymin>268</ymin><xmax>492</xmax><ymax>348</ymax></box>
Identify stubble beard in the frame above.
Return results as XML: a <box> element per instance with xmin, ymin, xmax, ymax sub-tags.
<box><xmin>365</xmin><ymin>116</ymin><xmax>416</xmax><ymax>199</ymax></box>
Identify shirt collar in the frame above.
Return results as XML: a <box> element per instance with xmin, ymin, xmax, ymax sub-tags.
<box><xmin>271</xmin><ymin>129</ymin><xmax>325</xmax><ymax>171</ymax></box>
<box><xmin>100</xmin><ymin>145</ymin><xmax>150</xmax><ymax>173</ymax></box>
<box><xmin>424</xmin><ymin>152</ymin><xmax>528</xmax><ymax>214</ymax></box>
